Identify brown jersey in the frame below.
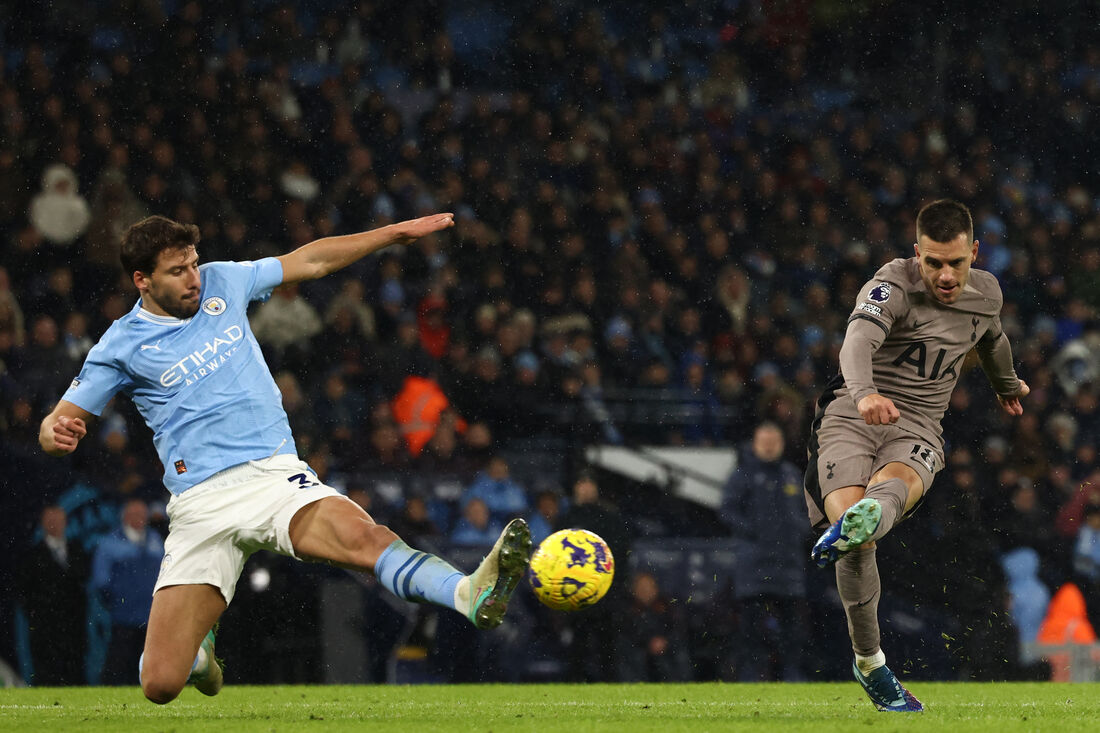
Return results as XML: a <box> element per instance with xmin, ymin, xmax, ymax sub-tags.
<box><xmin>823</xmin><ymin>257</ymin><xmax>1016</xmax><ymax>448</ymax></box>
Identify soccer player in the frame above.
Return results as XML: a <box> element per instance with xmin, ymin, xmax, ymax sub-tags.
<box><xmin>804</xmin><ymin>199</ymin><xmax>1029</xmax><ymax>711</ymax></box>
<box><xmin>38</xmin><ymin>214</ymin><xmax>532</xmax><ymax>704</ymax></box>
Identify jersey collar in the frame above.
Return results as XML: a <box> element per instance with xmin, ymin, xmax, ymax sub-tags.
<box><xmin>135</xmin><ymin>299</ymin><xmax>193</xmax><ymax>325</ymax></box>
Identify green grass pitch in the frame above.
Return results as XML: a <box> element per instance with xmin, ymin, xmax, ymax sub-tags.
<box><xmin>2</xmin><ymin>682</ymin><xmax>1099</xmax><ymax>732</ymax></box>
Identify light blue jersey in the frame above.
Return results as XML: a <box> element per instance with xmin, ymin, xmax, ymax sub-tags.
<box><xmin>62</xmin><ymin>258</ymin><xmax>295</xmax><ymax>494</ymax></box>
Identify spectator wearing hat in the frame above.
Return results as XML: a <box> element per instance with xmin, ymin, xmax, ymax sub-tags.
<box><xmin>29</xmin><ymin>164</ymin><xmax>91</xmax><ymax>251</ymax></box>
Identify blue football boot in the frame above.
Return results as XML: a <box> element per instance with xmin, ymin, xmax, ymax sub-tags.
<box><xmin>852</xmin><ymin>660</ymin><xmax>924</xmax><ymax>712</ymax></box>
<box><xmin>811</xmin><ymin>497</ymin><xmax>882</xmax><ymax>568</ymax></box>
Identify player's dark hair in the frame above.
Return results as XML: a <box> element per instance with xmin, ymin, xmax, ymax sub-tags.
<box><xmin>916</xmin><ymin>199</ymin><xmax>973</xmax><ymax>244</ymax></box>
<box><xmin>120</xmin><ymin>215</ymin><xmax>200</xmax><ymax>275</ymax></box>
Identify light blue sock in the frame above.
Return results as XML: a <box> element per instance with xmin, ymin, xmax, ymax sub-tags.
<box><xmin>374</xmin><ymin>540</ymin><xmax>464</xmax><ymax>608</ymax></box>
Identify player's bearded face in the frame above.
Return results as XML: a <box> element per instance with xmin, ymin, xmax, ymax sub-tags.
<box><xmin>142</xmin><ymin>246</ymin><xmax>202</xmax><ymax>318</ymax></box>
<box><xmin>915</xmin><ymin>233</ymin><xmax>978</xmax><ymax>305</ymax></box>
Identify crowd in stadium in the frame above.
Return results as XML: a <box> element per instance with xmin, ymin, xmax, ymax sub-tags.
<box><xmin>2</xmin><ymin>0</ymin><xmax>1100</xmax><ymax>685</ymax></box>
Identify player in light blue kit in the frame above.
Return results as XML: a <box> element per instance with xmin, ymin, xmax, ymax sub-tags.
<box><xmin>38</xmin><ymin>214</ymin><xmax>531</xmax><ymax>704</ymax></box>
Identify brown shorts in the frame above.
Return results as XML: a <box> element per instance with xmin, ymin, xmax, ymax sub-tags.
<box><xmin>804</xmin><ymin>414</ymin><xmax>943</xmax><ymax>530</ymax></box>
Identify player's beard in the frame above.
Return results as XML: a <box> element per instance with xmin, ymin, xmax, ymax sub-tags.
<box><xmin>149</xmin><ymin>288</ymin><xmax>201</xmax><ymax>318</ymax></box>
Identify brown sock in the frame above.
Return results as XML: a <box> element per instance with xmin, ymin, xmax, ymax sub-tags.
<box><xmin>836</xmin><ymin>545</ymin><xmax>880</xmax><ymax>657</ymax></box>
<box><xmin>864</xmin><ymin>477</ymin><xmax>908</xmax><ymax>543</ymax></box>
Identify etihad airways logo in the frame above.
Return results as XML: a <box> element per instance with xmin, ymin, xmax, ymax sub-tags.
<box><xmin>159</xmin><ymin>324</ymin><xmax>244</xmax><ymax>387</ymax></box>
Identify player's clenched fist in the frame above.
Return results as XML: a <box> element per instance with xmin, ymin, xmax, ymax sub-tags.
<box><xmin>856</xmin><ymin>393</ymin><xmax>901</xmax><ymax>425</ymax></box>
<box><xmin>51</xmin><ymin>416</ymin><xmax>87</xmax><ymax>453</ymax></box>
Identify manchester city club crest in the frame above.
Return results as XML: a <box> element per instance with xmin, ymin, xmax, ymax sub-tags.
<box><xmin>867</xmin><ymin>282</ymin><xmax>892</xmax><ymax>303</ymax></box>
<box><xmin>202</xmin><ymin>296</ymin><xmax>227</xmax><ymax>316</ymax></box>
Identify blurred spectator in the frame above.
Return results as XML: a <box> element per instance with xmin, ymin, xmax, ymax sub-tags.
<box><xmin>615</xmin><ymin>571</ymin><xmax>692</xmax><ymax>682</ymax></box>
<box><xmin>60</xmin><ymin>311</ymin><xmax>94</xmax><ymax>363</ymax></box>
<box><xmin>1072</xmin><ymin>501</ymin><xmax>1100</xmax><ymax>633</ymax></box>
<box><xmin>1056</xmin><ymin>470</ymin><xmax>1100</xmax><ymax>538</ymax></box>
<box><xmin>275</xmin><ymin>370</ymin><xmax>320</xmax><ymax>456</ymax></box>
<box><xmin>391</xmin><ymin>374</ymin><xmax>459</xmax><ymax>457</ymax></box>
<box><xmin>313</xmin><ymin>370</ymin><xmax>368</xmax><ymax>464</ymax></box>
<box><xmin>463</xmin><ymin>456</ymin><xmax>530</xmax><ymax>523</ymax></box>
<box><xmin>372</xmin><ymin>311</ymin><xmax>437</xmax><ymax>395</ymax></box>
<box><xmin>359</xmin><ymin>421</ymin><xmax>411</xmax><ymax>474</ymax></box>
<box><xmin>677</xmin><ymin>354</ymin><xmax>723</xmax><ymax>446</ymax></box>
<box><xmin>15</xmin><ymin>505</ymin><xmax>90</xmax><ymax>686</ymax></box>
<box><xmin>90</xmin><ymin>499</ymin><xmax>163</xmax><ymax>686</ymax></box>
<box><xmin>387</xmin><ymin>495</ymin><xmax>442</xmax><ymax>546</ymax></box>
<box><xmin>1001</xmin><ymin>547</ymin><xmax>1051</xmax><ymax>652</ymax></box>
<box><xmin>991</xmin><ymin>477</ymin><xmax>1058</xmax><ymax>565</ymax></box>
<box><xmin>450</xmin><ymin>497</ymin><xmax>502</xmax><ymax>546</ymax></box>
<box><xmin>29</xmin><ymin>163</ymin><xmax>91</xmax><ymax>248</ymax></box>
<box><xmin>555</xmin><ymin>474</ymin><xmax>629</xmax><ymax>683</ymax></box>
<box><xmin>249</xmin><ymin>282</ymin><xmax>323</xmax><ymax>372</ymax></box>
<box><xmin>721</xmin><ymin>421</ymin><xmax>809</xmax><ymax>681</ymax></box>
<box><xmin>527</xmin><ymin>488</ymin><xmax>563</xmax><ymax>546</ymax></box>
<box><xmin>0</xmin><ymin>266</ymin><xmax>26</xmax><ymax>348</ymax></box>
<box><xmin>13</xmin><ymin>314</ymin><xmax>77</xmax><ymax>413</ymax></box>
<box><xmin>557</xmin><ymin>475</ymin><xmax>632</xmax><ymax>579</ymax></box>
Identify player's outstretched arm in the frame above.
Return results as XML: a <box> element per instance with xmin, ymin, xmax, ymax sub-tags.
<box><xmin>277</xmin><ymin>213</ymin><xmax>455</xmax><ymax>284</ymax></box>
<box><xmin>39</xmin><ymin>400</ymin><xmax>94</xmax><ymax>457</ymax></box>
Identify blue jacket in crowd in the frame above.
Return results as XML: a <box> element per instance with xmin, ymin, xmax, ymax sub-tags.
<box><xmin>90</xmin><ymin>530</ymin><xmax>164</xmax><ymax>628</ymax></box>
<box><xmin>721</xmin><ymin>444</ymin><xmax>809</xmax><ymax>600</ymax></box>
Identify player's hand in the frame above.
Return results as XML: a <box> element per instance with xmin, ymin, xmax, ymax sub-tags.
<box><xmin>393</xmin><ymin>213</ymin><xmax>454</xmax><ymax>244</ymax></box>
<box><xmin>52</xmin><ymin>416</ymin><xmax>87</xmax><ymax>454</ymax></box>
<box><xmin>997</xmin><ymin>380</ymin><xmax>1030</xmax><ymax>416</ymax></box>
<box><xmin>857</xmin><ymin>393</ymin><xmax>901</xmax><ymax>425</ymax></box>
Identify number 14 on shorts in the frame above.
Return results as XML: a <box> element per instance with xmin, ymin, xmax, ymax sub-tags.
<box><xmin>909</xmin><ymin>444</ymin><xmax>938</xmax><ymax>473</ymax></box>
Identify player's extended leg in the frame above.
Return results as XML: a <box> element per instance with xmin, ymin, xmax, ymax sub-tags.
<box><xmin>817</xmin><ymin>465</ymin><xmax>926</xmax><ymax>712</ymax></box>
<box><xmin>289</xmin><ymin>496</ymin><xmax>530</xmax><ymax>628</ymax></box>
<box><xmin>140</xmin><ymin>584</ymin><xmax>226</xmax><ymax>704</ymax></box>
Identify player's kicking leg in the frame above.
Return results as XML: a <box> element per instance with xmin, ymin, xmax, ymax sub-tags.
<box><xmin>289</xmin><ymin>497</ymin><xmax>532</xmax><ymax>629</ymax></box>
<box><xmin>810</xmin><ymin>495</ymin><xmax>882</xmax><ymax>567</ymax></box>
<box><xmin>811</xmin><ymin>466</ymin><xmax>922</xmax><ymax>568</ymax></box>
<box><xmin>140</xmin><ymin>584</ymin><xmax>226</xmax><ymax>704</ymax></box>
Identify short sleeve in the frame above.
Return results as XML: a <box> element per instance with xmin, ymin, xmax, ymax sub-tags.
<box><xmin>847</xmin><ymin>279</ymin><xmax>909</xmax><ymax>337</ymax></box>
<box><xmin>242</xmin><ymin>257</ymin><xmax>284</xmax><ymax>302</ymax></box>
<box><xmin>61</xmin><ymin>338</ymin><xmax>132</xmax><ymax>416</ymax></box>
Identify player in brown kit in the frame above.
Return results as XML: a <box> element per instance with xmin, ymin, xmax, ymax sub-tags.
<box><xmin>805</xmin><ymin>199</ymin><xmax>1029</xmax><ymax>711</ymax></box>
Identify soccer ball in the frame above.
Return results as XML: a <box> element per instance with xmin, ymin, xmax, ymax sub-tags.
<box><xmin>527</xmin><ymin>528</ymin><xmax>615</xmax><ymax>610</ymax></box>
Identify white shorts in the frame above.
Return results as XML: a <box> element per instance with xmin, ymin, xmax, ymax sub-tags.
<box><xmin>154</xmin><ymin>454</ymin><xmax>343</xmax><ymax>605</ymax></box>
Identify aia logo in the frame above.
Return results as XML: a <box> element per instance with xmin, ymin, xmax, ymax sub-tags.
<box><xmin>892</xmin><ymin>343</ymin><xmax>963</xmax><ymax>381</ymax></box>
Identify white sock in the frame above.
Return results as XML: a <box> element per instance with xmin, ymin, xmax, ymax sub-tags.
<box><xmin>855</xmin><ymin>649</ymin><xmax>886</xmax><ymax>675</ymax></box>
<box><xmin>191</xmin><ymin>644</ymin><xmax>209</xmax><ymax>677</ymax></box>
<box><xmin>453</xmin><ymin>576</ymin><xmax>471</xmax><ymax>616</ymax></box>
